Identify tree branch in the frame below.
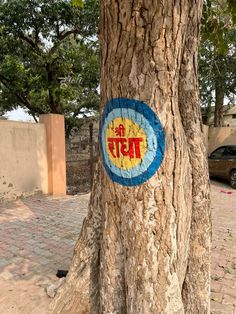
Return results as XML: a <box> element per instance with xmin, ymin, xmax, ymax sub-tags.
<box><xmin>30</xmin><ymin>112</ymin><xmax>39</xmax><ymax>123</ymax></box>
<box><xmin>0</xmin><ymin>73</ymin><xmax>12</xmax><ymax>83</ymax></box>
<box><xmin>15</xmin><ymin>92</ymin><xmax>45</xmax><ymax>115</ymax></box>
<box><xmin>0</xmin><ymin>74</ymin><xmax>45</xmax><ymax>115</ymax></box>
<box><xmin>50</xmin><ymin>29</ymin><xmax>79</xmax><ymax>55</ymax></box>
<box><xmin>18</xmin><ymin>33</ymin><xmax>43</xmax><ymax>56</ymax></box>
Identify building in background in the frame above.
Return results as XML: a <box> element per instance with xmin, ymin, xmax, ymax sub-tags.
<box><xmin>202</xmin><ymin>104</ymin><xmax>236</xmax><ymax>127</ymax></box>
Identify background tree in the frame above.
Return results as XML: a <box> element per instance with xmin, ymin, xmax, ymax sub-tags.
<box><xmin>0</xmin><ymin>0</ymin><xmax>99</xmax><ymax>135</ymax></box>
<box><xmin>200</xmin><ymin>0</ymin><xmax>236</xmax><ymax>126</ymax></box>
<box><xmin>51</xmin><ymin>1</ymin><xmax>211</xmax><ymax>313</ymax></box>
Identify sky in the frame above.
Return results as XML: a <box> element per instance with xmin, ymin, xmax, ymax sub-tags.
<box><xmin>5</xmin><ymin>107</ymin><xmax>34</xmax><ymax>122</ymax></box>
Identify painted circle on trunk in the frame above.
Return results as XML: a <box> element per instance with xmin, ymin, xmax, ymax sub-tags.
<box><xmin>100</xmin><ymin>98</ymin><xmax>165</xmax><ymax>186</ymax></box>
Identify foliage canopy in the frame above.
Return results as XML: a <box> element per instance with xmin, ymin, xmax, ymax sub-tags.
<box><xmin>1</xmin><ymin>0</ymin><xmax>235</xmax><ymax>128</ymax></box>
<box><xmin>0</xmin><ymin>0</ymin><xmax>99</xmax><ymax>134</ymax></box>
<box><xmin>200</xmin><ymin>0</ymin><xmax>236</xmax><ymax>125</ymax></box>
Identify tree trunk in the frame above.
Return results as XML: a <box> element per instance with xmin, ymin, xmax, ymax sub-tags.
<box><xmin>51</xmin><ymin>1</ymin><xmax>211</xmax><ymax>313</ymax></box>
<box><xmin>214</xmin><ymin>76</ymin><xmax>224</xmax><ymax>127</ymax></box>
<box><xmin>46</xmin><ymin>63</ymin><xmax>62</xmax><ymax>114</ymax></box>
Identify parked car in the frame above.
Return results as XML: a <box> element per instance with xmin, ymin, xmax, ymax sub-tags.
<box><xmin>208</xmin><ymin>145</ymin><xmax>236</xmax><ymax>189</ymax></box>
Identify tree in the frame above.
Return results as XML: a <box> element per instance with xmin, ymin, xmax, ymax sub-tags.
<box><xmin>200</xmin><ymin>0</ymin><xmax>236</xmax><ymax>126</ymax></box>
<box><xmin>51</xmin><ymin>1</ymin><xmax>211</xmax><ymax>313</ymax></box>
<box><xmin>0</xmin><ymin>0</ymin><xmax>99</xmax><ymax>133</ymax></box>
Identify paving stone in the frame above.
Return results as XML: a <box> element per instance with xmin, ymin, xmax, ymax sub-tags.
<box><xmin>221</xmin><ymin>286</ymin><xmax>236</xmax><ymax>299</ymax></box>
<box><xmin>210</xmin><ymin>180</ymin><xmax>236</xmax><ymax>312</ymax></box>
<box><xmin>211</xmin><ymin>282</ymin><xmax>223</xmax><ymax>293</ymax></box>
<box><xmin>211</xmin><ymin>300</ymin><xmax>234</xmax><ymax>313</ymax></box>
<box><xmin>223</xmin><ymin>294</ymin><xmax>236</xmax><ymax>306</ymax></box>
<box><xmin>0</xmin><ymin>182</ymin><xmax>235</xmax><ymax>312</ymax></box>
<box><xmin>220</xmin><ymin>278</ymin><xmax>235</xmax><ymax>289</ymax></box>
<box><xmin>211</xmin><ymin>292</ymin><xmax>223</xmax><ymax>303</ymax></box>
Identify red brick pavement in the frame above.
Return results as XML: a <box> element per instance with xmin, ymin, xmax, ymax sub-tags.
<box><xmin>211</xmin><ymin>180</ymin><xmax>236</xmax><ymax>314</ymax></box>
<box><xmin>0</xmin><ymin>180</ymin><xmax>235</xmax><ymax>313</ymax></box>
<box><xmin>0</xmin><ymin>194</ymin><xmax>88</xmax><ymax>314</ymax></box>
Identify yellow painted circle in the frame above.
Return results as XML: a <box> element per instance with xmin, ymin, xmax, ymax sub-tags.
<box><xmin>105</xmin><ymin>117</ymin><xmax>147</xmax><ymax>170</ymax></box>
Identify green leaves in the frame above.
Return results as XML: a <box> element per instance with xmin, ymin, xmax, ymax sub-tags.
<box><xmin>199</xmin><ymin>0</ymin><xmax>236</xmax><ymax>124</ymax></box>
<box><xmin>71</xmin><ymin>0</ymin><xmax>84</xmax><ymax>7</ymax></box>
<box><xmin>0</xmin><ymin>0</ymin><xmax>99</xmax><ymax>132</ymax></box>
<box><xmin>202</xmin><ymin>0</ymin><xmax>236</xmax><ymax>54</ymax></box>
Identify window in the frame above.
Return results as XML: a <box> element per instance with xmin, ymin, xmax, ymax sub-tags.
<box><xmin>231</xmin><ymin>148</ymin><xmax>236</xmax><ymax>156</ymax></box>
<box><xmin>211</xmin><ymin>147</ymin><xmax>225</xmax><ymax>158</ymax></box>
<box><xmin>223</xmin><ymin>147</ymin><xmax>236</xmax><ymax>157</ymax></box>
<box><xmin>232</xmin><ymin>114</ymin><xmax>236</xmax><ymax>119</ymax></box>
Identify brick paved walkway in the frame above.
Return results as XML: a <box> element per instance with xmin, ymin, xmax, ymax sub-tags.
<box><xmin>211</xmin><ymin>180</ymin><xmax>236</xmax><ymax>313</ymax></box>
<box><xmin>0</xmin><ymin>180</ymin><xmax>235</xmax><ymax>313</ymax></box>
<box><xmin>0</xmin><ymin>194</ymin><xmax>88</xmax><ymax>314</ymax></box>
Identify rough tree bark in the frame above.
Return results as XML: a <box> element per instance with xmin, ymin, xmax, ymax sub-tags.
<box><xmin>51</xmin><ymin>1</ymin><xmax>211</xmax><ymax>313</ymax></box>
<box><xmin>46</xmin><ymin>63</ymin><xmax>62</xmax><ymax>114</ymax></box>
<box><xmin>213</xmin><ymin>54</ymin><xmax>225</xmax><ymax>127</ymax></box>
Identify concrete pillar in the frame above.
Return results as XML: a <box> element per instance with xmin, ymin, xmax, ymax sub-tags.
<box><xmin>39</xmin><ymin>114</ymin><xmax>66</xmax><ymax>195</ymax></box>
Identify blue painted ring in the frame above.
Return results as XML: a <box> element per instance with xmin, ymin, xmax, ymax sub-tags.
<box><xmin>100</xmin><ymin>98</ymin><xmax>165</xmax><ymax>186</ymax></box>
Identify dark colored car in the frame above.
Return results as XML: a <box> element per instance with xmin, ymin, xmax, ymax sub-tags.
<box><xmin>208</xmin><ymin>145</ymin><xmax>236</xmax><ymax>189</ymax></box>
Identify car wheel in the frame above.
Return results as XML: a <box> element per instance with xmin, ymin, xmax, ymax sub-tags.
<box><xmin>230</xmin><ymin>170</ymin><xmax>236</xmax><ymax>189</ymax></box>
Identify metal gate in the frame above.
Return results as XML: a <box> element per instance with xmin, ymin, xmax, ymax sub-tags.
<box><xmin>66</xmin><ymin>119</ymin><xmax>99</xmax><ymax>194</ymax></box>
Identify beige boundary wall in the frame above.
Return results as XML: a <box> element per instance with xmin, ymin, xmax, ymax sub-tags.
<box><xmin>203</xmin><ymin>125</ymin><xmax>236</xmax><ymax>153</ymax></box>
<box><xmin>0</xmin><ymin>114</ymin><xmax>66</xmax><ymax>202</ymax></box>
